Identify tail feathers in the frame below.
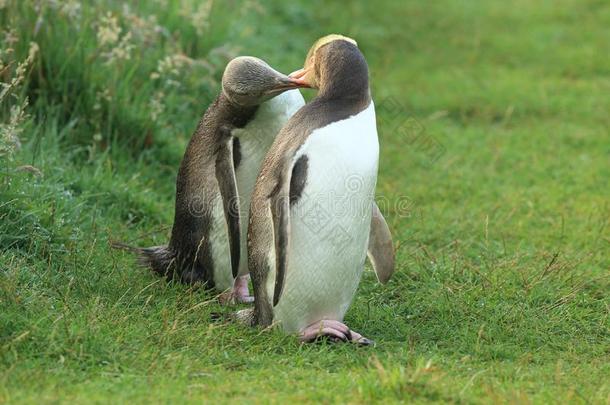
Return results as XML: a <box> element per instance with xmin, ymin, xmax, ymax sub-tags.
<box><xmin>137</xmin><ymin>245</ymin><xmax>176</xmax><ymax>278</ymax></box>
<box><xmin>109</xmin><ymin>241</ymin><xmax>141</xmax><ymax>253</ymax></box>
<box><xmin>110</xmin><ymin>241</ymin><xmax>176</xmax><ymax>279</ymax></box>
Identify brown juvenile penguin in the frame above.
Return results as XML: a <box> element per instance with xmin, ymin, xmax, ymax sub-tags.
<box><xmin>130</xmin><ymin>57</ymin><xmax>308</xmax><ymax>302</ymax></box>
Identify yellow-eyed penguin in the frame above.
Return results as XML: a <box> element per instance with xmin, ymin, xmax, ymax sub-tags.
<box><xmin>131</xmin><ymin>57</ymin><xmax>308</xmax><ymax>303</ymax></box>
<box><xmin>246</xmin><ymin>35</ymin><xmax>395</xmax><ymax>343</ymax></box>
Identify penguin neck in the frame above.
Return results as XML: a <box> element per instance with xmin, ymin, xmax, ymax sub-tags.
<box><xmin>318</xmin><ymin>81</ymin><xmax>370</xmax><ymax>106</ymax></box>
<box><xmin>316</xmin><ymin>74</ymin><xmax>371</xmax><ymax>113</ymax></box>
<box><xmin>316</xmin><ymin>53</ymin><xmax>370</xmax><ymax>108</ymax></box>
<box><xmin>215</xmin><ymin>92</ymin><xmax>259</xmax><ymax>128</ymax></box>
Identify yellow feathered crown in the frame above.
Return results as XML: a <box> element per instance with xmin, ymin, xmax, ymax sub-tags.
<box><xmin>306</xmin><ymin>34</ymin><xmax>358</xmax><ymax>63</ymax></box>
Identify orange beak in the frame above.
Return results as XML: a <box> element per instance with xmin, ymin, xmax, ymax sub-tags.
<box><xmin>269</xmin><ymin>72</ymin><xmax>312</xmax><ymax>95</ymax></box>
<box><xmin>289</xmin><ymin>68</ymin><xmax>312</xmax><ymax>88</ymax></box>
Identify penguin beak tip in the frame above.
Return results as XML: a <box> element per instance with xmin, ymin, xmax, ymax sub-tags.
<box><xmin>288</xmin><ymin>68</ymin><xmax>312</xmax><ymax>88</ymax></box>
<box><xmin>288</xmin><ymin>78</ymin><xmax>312</xmax><ymax>89</ymax></box>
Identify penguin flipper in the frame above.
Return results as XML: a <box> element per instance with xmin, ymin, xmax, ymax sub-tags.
<box><xmin>247</xmin><ymin>197</ymin><xmax>276</xmax><ymax>326</ymax></box>
<box><xmin>270</xmin><ymin>181</ymin><xmax>291</xmax><ymax>307</ymax></box>
<box><xmin>270</xmin><ymin>153</ymin><xmax>309</xmax><ymax>307</ymax></box>
<box><xmin>215</xmin><ymin>138</ymin><xmax>241</xmax><ymax>278</ymax></box>
<box><xmin>247</xmin><ymin>163</ymin><xmax>293</xmax><ymax>326</ymax></box>
<box><xmin>367</xmin><ymin>202</ymin><xmax>395</xmax><ymax>284</ymax></box>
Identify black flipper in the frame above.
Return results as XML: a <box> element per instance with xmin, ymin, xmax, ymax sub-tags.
<box><xmin>215</xmin><ymin>136</ymin><xmax>241</xmax><ymax>278</ymax></box>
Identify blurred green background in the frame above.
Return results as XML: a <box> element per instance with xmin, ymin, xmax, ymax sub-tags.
<box><xmin>1</xmin><ymin>0</ymin><xmax>608</xmax><ymax>403</ymax></box>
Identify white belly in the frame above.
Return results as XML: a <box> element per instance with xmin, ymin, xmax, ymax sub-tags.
<box><xmin>270</xmin><ymin>101</ymin><xmax>379</xmax><ymax>333</ymax></box>
<box><xmin>213</xmin><ymin>90</ymin><xmax>305</xmax><ymax>289</ymax></box>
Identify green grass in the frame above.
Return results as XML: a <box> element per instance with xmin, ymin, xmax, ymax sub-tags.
<box><xmin>1</xmin><ymin>0</ymin><xmax>609</xmax><ymax>403</ymax></box>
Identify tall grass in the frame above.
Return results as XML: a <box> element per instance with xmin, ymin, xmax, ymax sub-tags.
<box><xmin>0</xmin><ymin>0</ymin><xmax>261</xmax><ymax>257</ymax></box>
<box><xmin>1</xmin><ymin>0</ymin><xmax>247</xmax><ymax>154</ymax></box>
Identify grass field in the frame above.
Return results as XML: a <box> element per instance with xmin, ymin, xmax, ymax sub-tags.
<box><xmin>1</xmin><ymin>0</ymin><xmax>609</xmax><ymax>403</ymax></box>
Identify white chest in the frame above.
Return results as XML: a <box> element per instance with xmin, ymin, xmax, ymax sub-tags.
<box><xmin>230</xmin><ymin>90</ymin><xmax>305</xmax><ymax>277</ymax></box>
<box><xmin>270</xmin><ymin>101</ymin><xmax>380</xmax><ymax>332</ymax></box>
<box><xmin>233</xmin><ymin>90</ymin><xmax>305</xmax><ymax>196</ymax></box>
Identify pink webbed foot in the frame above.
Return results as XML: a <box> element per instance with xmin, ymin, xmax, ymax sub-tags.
<box><xmin>298</xmin><ymin>320</ymin><xmax>375</xmax><ymax>346</ymax></box>
<box><xmin>219</xmin><ymin>275</ymin><xmax>254</xmax><ymax>305</ymax></box>
<box><xmin>232</xmin><ymin>275</ymin><xmax>254</xmax><ymax>303</ymax></box>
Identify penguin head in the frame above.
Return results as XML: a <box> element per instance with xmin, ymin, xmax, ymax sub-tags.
<box><xmin>289</xmin><ymin>34</ymin><xmax>367</xmax><ymax>95</ymax></box>
<box><xmin>222</xmin><ymin>56</ymin><xmax>310</xmax><ymax>107</ymax></box>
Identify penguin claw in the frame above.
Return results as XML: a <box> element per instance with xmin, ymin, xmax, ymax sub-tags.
<box><xmin>298</xmin><ymin>320</ymin><xmax>373</xmax><ymax>346</ymax></box>
<box><xmin>300</xmin><ymin>327</ymin><xmax>348</xmax><ymax>343</ymax></box>
<box><xmin>348</xmin><ymin>329</ymin><xmax>376</xmax><ymax>347</ymax></box>
<box><xmin>353</xmin><ymin>336</ymin><xmax>376</xmax><ymax>347</ymax></box>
